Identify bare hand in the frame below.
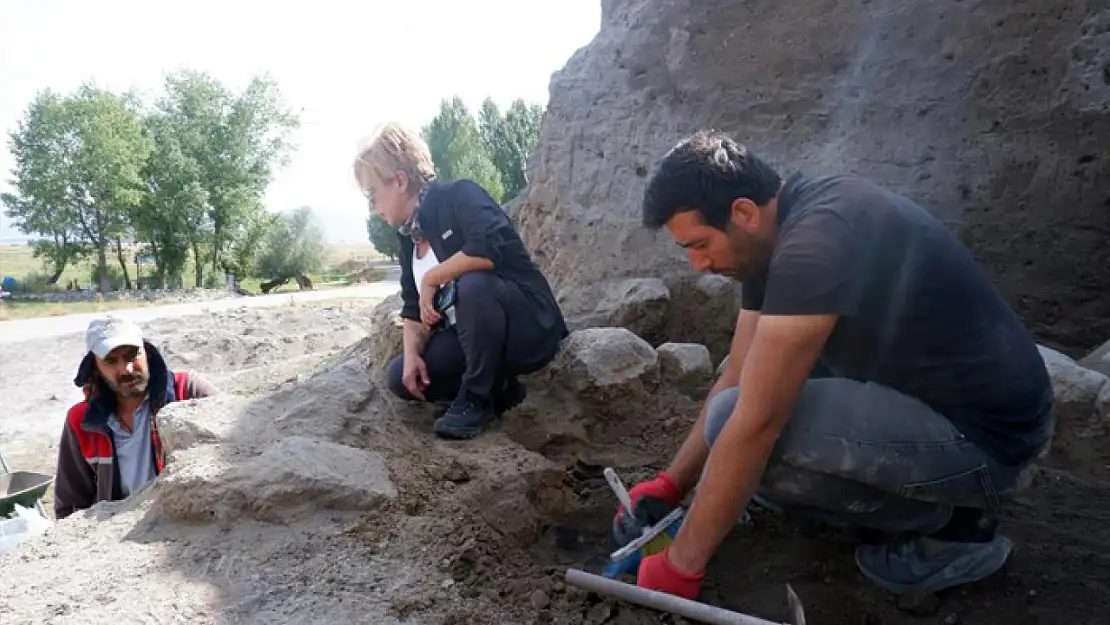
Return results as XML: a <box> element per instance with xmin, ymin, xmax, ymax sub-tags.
<box><xmin>419</xmin><ymin>283</ymin><xmax>441</xmax><ymax>327</ymax></box>
<box><xmin>402</xmin><ymin>355</ymin><xmax>430</xmax><ymax>400</ymax></box>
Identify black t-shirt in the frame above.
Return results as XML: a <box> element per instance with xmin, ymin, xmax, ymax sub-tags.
<box><xmin>742</xmin><ymin>173</ymin><xmax>1053</xmax><ymax>467</ymax></box>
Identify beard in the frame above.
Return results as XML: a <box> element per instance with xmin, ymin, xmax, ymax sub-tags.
<box><xmin>724</xmin><ymin>227</ymin><xmax>776</xmax><ymax>282</ymax></box>
<box><xmin>107</xmin><ymin>372</ymin><xmax>150</xmax><ymax>398</ymax></box>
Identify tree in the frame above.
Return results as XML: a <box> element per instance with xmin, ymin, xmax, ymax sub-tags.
<box><xmin>2</xmin><ymin>90</ymin><xmax>91</xmax><ymax>283</ymax></box>
<box><xmin>366</xmin><ymin>213</ymin><xmax>400</xmax><ymax>261</ymax></box>
<box><xmin>148</xmin><ymin>70</ymin><xmax>299</xmax><ymax>287</ymax></box>
<box><xmin>422</xmin><ymin>97</ymin><xmax>505</xmax><ymax>201</ymax></box>
<box><xmin>3</xmin><ymin>85</ymin><xmax>152</xmax><ymax>292</ymax></box>
<box><xmin>253</xmin><ymin>206</ymin><xmax>326</xmax><ymax>291</ymax></box>
<box><xmin>66</xmin><ymin>85</ymin><xmax>153</xmax><ymax>292</ymax></box>
<box><xmin>479</xmin><ymin>98</ymin><xmax>544</xmax><ymax>202</ymax></box>
<box><xmin>223</xmin><ymin>204</ymin><xmax>278</xmax><ymax>281</ymax></box>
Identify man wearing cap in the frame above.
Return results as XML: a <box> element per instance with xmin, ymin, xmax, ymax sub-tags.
<box><xmin>53</xmin><ymin>316</ymin><xmax>219</xmax><ymax>519</ymax></box>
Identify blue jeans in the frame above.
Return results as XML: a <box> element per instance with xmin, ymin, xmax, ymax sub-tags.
<box><xmin>704</xmin><ymin>379</ymin><xmax>1032</xmax><ymax>534</ymax></box>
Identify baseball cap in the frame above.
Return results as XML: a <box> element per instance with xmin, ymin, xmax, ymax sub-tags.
<box><xmin>85</xmin><ymin>316</ymin><xmax>145</xmax><ymax>358</ymax></box>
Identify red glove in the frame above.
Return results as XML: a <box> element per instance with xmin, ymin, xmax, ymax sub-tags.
<box><xmin>637</xmin><ymin>547</ymin><xmax>705</xmax><ymax>599</ymax></box>
<box><xmin>616</xmin><ymin>472</ymin><xmax>682</xmax><ymax>522</ymax></box>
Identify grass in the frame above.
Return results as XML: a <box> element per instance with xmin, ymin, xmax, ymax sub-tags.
<box><xmin>0</xmin><ymin>241</ymin><xmax>389</xmax><ymax>321</ymax></box>
<box><xmin>0</xmin><ymin>298</ymin><xmax>154</xmax><ymax>321</ymax></box>
<box><xmin>0</xmin><ymin>241</ymin><xmax>385</xmax><ymax>291</ymax></box>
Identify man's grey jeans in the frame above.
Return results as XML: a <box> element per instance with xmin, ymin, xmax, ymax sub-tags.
<box><xmin>704</xmin><ymin>379</ymin><xmax>1033</xmax><ymax>535</ymax></box>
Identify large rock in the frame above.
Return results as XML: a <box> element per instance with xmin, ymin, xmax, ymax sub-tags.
<box><xmin>504</xmin><ymin>328</ymin><xmax>698</xmax><ymax>462</ymax></box>
<box><xmin>514</xmin><ymin>0</ymin><xmax>1110</xmax><ymax>354</ymax></box>
<box><xmin>1038</xmin><ymin>346</ymin><xmax>1110</xmax><ymax>478</ymax></box>
<box><xmin>157</xmin><ymin>436</ymin><xmax>396</xmax><ymax>523</ymax></box>
<box><xmin>560</xmin><ymin>278</ymin><xmax>671</xmax><ymax>341</ymax></box>
<box><xmin>656</xmin><ymin>342</ymin><xmax>712</xmax><ymax>397</ymax></box>
<box><xmin>366</xmin><ymin>292</ymin><xmax>405</xmax><ymax>382</ymax></box>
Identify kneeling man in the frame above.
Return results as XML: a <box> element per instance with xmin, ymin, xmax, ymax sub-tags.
<box><xmin>618</xmin><ymin>131</ymin><xmax>1053</xmax><ymax>598</ymax></box>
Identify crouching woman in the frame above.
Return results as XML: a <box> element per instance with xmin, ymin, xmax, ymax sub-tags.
<box><xmin>353</xmin><ymin>123</ymin><xmax>568</xmax><ymax>440</ymax></box>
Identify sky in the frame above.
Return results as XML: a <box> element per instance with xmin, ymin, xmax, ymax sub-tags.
<box><xmin>0</xmin><ymin>0</ymin><xmax>601</xmax><ymax>243</ymax></box>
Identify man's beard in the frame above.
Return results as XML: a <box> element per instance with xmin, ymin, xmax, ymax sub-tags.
<box><xmin>108</xmin><ymin>373</ymin><xmax>149</xmax><ymax>398</ymax></box>
<box><xmin>726</xmin><ymin>228</ymin><xmax>775</xmax><ymax>282</ymax></box>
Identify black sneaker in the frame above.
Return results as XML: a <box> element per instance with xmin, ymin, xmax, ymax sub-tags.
<box><xmin>493</xmin><ymin>378</ymin><xmax>527</xmax><ymax>415</ymax></box>
<box><xmin>434</xmin><ymin>396</ymin><xmax>498</xmax><ymax>439</ymax></box>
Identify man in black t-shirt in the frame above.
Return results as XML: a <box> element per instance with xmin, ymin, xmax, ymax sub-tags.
<box><xmin>618</xmin><ymin>131</ymin><xmax>1054</xmax><ymax>600</ymax></box>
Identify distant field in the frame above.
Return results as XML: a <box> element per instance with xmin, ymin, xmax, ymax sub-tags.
<box><xmin>0</xmin><ymin>241</ymin><xmax>384</xmax><ymax>292</ymax></box>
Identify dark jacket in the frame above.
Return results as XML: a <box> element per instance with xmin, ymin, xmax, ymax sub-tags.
<box><xmin>397</xmin><ymin>179</ymin><xmax>567</xmax><ymax>336</ymax></box>
<box><xmin>54</xmin><ymin>342</ymin><xmax>218</xmax><ymax>519</ymax></box>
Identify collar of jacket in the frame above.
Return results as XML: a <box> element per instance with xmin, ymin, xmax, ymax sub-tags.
<box><xmin>398</xmin><ymin>180</ymin><xmax>442</xmax><ymax>241</ymax></box>
<box><xmin>72</xmin><ymin>341</ymin><xmax>175</xmax><ymax>434</ymax></box>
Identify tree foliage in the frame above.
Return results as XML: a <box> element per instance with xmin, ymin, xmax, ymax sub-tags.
<box><xmin>420</xmin><ymin>96</ymin><xmax>544</xmax><ymax>204</ymax></box>
<box><xmin>3</xmin><ymin>85</ymin><xmax>152</xmax><ymax>291</ymax></box>
<box><xmin>254</xmin><ymin>206</ymin><xmax>327</xmax><ymax>282</ymax></box>
<box><xmin>366</xmin><ymin>213</ymin><xmax>400</xmax><ymax>261</ymax></box>
<box><xmin>1</xmin><ymin>70</ymin><xmax>299</xmax><ymax>292</ymax></box>
<box><xmin>364</xmin><ymin>96</ymin><xmax>543</xmax><ymax>259</ymax></box>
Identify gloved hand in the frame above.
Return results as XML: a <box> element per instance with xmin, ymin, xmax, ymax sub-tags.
<box><xmin>612</xmin><ymin>472</ymin><xmax>683</xmax><ymax>548</ymax></box>
<box><xmin>637</xmin><ymin>547</ymin><xmax>704</xmax><ymax>599</ymax></box>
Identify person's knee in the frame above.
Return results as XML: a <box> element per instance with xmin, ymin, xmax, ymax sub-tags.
<box><xmin>703</xmin><ymin>387</ymin><xmax>740</xmax><ymax>448</ymax></box>
<box><xmin>386</xmin><ymin>354</ymin><xmax>409</xmax><ymax>399</ymax></box>
<box><xmin>455</xmin><ymin>271</ymin><xmax>499</xmax><ymax>307</ymax></box>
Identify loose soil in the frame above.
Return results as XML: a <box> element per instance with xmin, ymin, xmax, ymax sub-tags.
<box><xmin>3</xmin><ymin>302</ymin><xmax>1109</xmax><ymax>625</ymax></box>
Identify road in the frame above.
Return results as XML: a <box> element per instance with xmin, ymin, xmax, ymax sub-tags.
<box><xmin>0</xmin><ymin>280</ymin><xmax>401</xmax><ymax>345</ymax></box>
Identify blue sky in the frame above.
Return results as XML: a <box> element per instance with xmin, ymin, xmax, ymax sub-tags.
<box><xmin>0</xmin><ymin>0</ymin><xmax>601</xmax><ymax>242</ymax></box>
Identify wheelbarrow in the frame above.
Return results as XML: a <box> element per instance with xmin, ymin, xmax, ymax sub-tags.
<box><xmin>0</xmin><ymin>471</ymin><xmax>53</xmax><ymax>518</ymax></box>
<box><xmin>0</xmin><ymin>444</ymin><xmax>51</xmax><ymax>519</ymax></box>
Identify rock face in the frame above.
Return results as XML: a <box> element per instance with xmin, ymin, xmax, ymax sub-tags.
<box><xmin>515</xmin><ymin>0</ymin><xmax>1110</xmax><ymax>354</ymax></box>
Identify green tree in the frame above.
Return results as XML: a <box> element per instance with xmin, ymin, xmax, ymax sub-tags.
<box><xmin>1</xmin><ymin>90</ymin><xmax>91</xmax><ymax>283</ymax></box>
<box><xmin>421</xmin><ymin>97</ymin><xmax>504</xmax><ymax>201</ymax></box>
<box><xmin>4</xmin><ymin>84</ymin><xmax>152</xmax><ymax>292</ymax></box>
<box><xmin>253</xmin><ymin>206</ymin><xmax>326</xmax><ymax>289</ymax></box>
<box><xmin>366</xmin><ymin>213</ymin><xmax>400</xmax><ymax>261</ymax></box>
<box><xmin>148</xmin><ymin>70</ymin><xmax>299</xmax><ymax>286</ymax></box>
<box><xmin>479</xmin><ymin>98</ymin><xmax>544</xmax><ymax>202</ymax></box>
<box><xmin>223</xmin><ymin>203</ymin><xmax>277</xmax><ymax>280</ymax></box>
<box><xmin>135</xmin><ymin>110</ymin><xmax>205</xmax><ymax>287</ymax></box>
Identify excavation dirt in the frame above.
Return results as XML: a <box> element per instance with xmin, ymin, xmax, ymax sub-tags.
<box><xmin>3</xmin><ymin>300</ymin><xmax>1110</xmax><ymax>625</ymax></box>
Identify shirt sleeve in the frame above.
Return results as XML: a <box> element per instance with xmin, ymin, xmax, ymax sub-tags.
<box><xmin>450</xmin><ymin>180</ymin><xmax>508</xmax><ymax>265</ymax></box>
<box><xmin>185</xmin><ymin>372</ymin><xmax>220</xmax><ymax>398</ymax></box>
<box><xmin>53</xmin><ymin>412</ymin><xmax>96</xmax><ymax>520</ymax></box>
<box><xmin>397</xmin><ymin>234</ymin><xmax>420</xmax><ymax>321</ymax></box>
<box><xmin>761</xmin><ymin>208</ymin><xmax>864</xmax><ymax>316</ymax></box>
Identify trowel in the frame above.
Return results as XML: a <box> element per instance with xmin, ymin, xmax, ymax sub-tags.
<box><xmin>602</xmin><ymin>467</ymin><xmax>685</xmax><ymax>578</ymax></box>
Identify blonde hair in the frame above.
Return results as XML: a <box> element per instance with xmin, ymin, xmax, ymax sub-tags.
<box><xmin>352</xmin><ymin>122</ymin><xmax>437</xmax><ymax>196</ymax></box>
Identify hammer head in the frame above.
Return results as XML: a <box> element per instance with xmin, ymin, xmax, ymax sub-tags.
<box><xmin>786</xmin><ymin>583</ymin><xmax>806</xmax><ymax>625</ymax></box>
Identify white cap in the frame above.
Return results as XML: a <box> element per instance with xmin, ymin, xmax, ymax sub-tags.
<box><xmin>85</xmin><ymin>316</ymin><xmax>145</xmax><ymax>358</ymax></box>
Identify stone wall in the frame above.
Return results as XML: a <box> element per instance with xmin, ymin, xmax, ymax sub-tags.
<box><xmin>514</xmin><ymin>0</ymin><xmax>1110</xmax><ymax>355</ymax></box>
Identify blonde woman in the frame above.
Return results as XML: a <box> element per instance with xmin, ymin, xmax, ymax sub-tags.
<box><xmin>354</xmin><ymin>123</ymin><xmax>568</xmax><ymax>439</ymax></box>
